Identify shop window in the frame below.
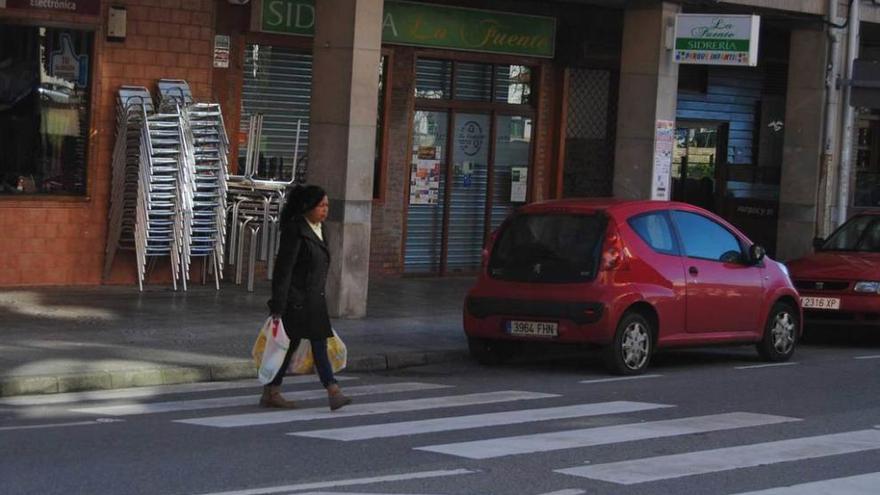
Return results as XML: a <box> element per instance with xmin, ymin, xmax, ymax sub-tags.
<box><xmin>0</xmin><ymin>25</ymin><xmax>93</xmax><ymax>196</ymax></box>
<box><xmin>494</xmin><ymin>65</ymin><xmax>531</xmax><ymax>105</ymax></box>
<box><xmin>240</xmin><ymin>44</ymin><xmax>312</xmax><ymax>182</ymax></box>
<box><xmin>855</xmin><ymin>115</ymin><xmax>880</xmax><ymax>207</ymax></box>
<box><xmin>415</xmin><ymin>58</ymin><xmax>534</xmax><ymax>106</ymax></box>
<box><xmin>454</xmin><ymin>62</ymin><xmax>492</xmax><ymax>102</ymax></box>
<box><xmin>415</xmin><ymin>59</ymin><xmax>452</xmax><ymax>99</ymax></box>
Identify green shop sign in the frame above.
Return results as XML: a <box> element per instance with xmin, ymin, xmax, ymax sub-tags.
<box><xmin>674</xmin><ymin>14</ymin><xmax>760</xmax><ymax>67</ymax></box>
<box><xmin>254</xmin><ymin>0</ymin><xmax>556</xmax><ymax>58</ymax></box>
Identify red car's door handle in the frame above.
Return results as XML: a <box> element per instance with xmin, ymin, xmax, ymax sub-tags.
<box><xmin>689</xmin><ymin>266</ymin><xmax>699</xmax><ymax>276</ymax></box>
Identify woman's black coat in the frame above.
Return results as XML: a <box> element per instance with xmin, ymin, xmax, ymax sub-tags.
<box><xmin>268</xmin><ymin>216</ymin><xmax>333</xmax><ymax>340</ymax></box>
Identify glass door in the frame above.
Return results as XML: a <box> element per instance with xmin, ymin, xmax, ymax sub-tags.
<box><xmin>405</xmin><ymin>110</ymin><xmax>448</xmax><ymax>274</ymax></box>
<box><xmin>490</xmin><ymin>114</ymin><xmax>533</xmax><ymax>231</ymax></box>
<box><xmin>446</xmin><ymin>113</ymin><xmax>490</xmax><ymax>271</ymax></box>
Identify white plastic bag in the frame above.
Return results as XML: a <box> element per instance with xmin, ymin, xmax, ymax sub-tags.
<box><xmin>254</xmin><ymin>317</ymin><xmax>291</xmax><ymax>384</ymax></box>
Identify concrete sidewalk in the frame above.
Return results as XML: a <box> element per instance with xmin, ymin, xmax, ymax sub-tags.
<box><xmin>0</xmin><ymin>276</ymin><xmax>474</xmax><ymax>397</ymax></box>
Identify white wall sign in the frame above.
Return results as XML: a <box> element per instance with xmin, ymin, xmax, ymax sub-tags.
<box><xmin>674</xmin><ymin>14</ymin><xmax>760</xmax><ymax>67</ymax></box>
<box><xmin>510</xmin><ymin>167</ymin><xmax>528</xmax><ymax>203</ymax></box>
<box><xmin>651</xmin><ymin>120</ymin><xmax>674</xmax><ymax>201</ymax></box>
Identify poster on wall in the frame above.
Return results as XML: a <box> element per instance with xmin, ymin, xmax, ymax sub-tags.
<box><xmin>213</xmin><ymin>35</ymin><xmax>231</xmax><ymax>68</ymax></box>
<box><xmin>510</xmin><ymin>166</ymin><xmax>528</xmax><ymax>203</ymax></box>
<box><xmin>410</xmin><ymin>146</ymin><xmax>442</xmax><ymax>205</ymax></box>
<box><xmin>651</xmin><ymin>120</ymin><xmax>675</xmax><ymax>201</ymax></box>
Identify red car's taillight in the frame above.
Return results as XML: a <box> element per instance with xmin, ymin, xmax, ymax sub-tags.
<box><xmin>601</xmin><ymin>223</ymin><xmax>630</xmax><ymax>271</ymax></box>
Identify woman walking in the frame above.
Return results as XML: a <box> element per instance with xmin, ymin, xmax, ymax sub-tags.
<box><xmin>263</xmin><ymin>184</ymin><xmax>352</xmax><ymax>411</ymax></box>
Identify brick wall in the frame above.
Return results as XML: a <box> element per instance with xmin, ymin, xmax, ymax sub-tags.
<box><xmin>0</xmin><ymin>0</ymin><xmax>216</xmax><ymax>286</ymax></box>
<box><xmin>369</xmin><ymin>47</ymin><xmax>416</xmax><ymax>276</ymax></box>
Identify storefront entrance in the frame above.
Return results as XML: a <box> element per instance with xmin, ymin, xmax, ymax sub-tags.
<box><xmin>404</xmin><ymin>58</ymin><xmax>535</xmax><ymax>274</ymax></box>
<box><xmin>672</xmin><ymin>121</ymin><xmax>728</xmax><ymax>213</ymax></box>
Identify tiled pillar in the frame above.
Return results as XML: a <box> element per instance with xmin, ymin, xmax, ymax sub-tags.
<box><xmin>307</xmin><ymin>0</ymin><xmax>382</xmax><ymax>318</ymax></box>
<box><xmin>776</xmin><ymin>27</ymin><xmax>826</xmax><ymax>261</ymax></box>
<box><xmin>613</xmin><ymin>1</ymin><xmax>680</xmax><ymax>200</ymax></box>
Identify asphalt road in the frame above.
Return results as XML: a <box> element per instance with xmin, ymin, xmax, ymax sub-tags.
<box><xmin>2</xmin><ymin>332</ymin><xmax>879</xmax><ymax>495</ymax></box>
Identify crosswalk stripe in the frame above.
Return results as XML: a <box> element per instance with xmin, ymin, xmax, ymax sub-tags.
<box><xmin>291</xmin><ymin>401</ymin><xmax>674</xmax><ymax>441</ymax></box>
<box><xmin>735</xmin><ymin>363</ymin><xmax>798</xmax><ymax>370</ymax></box>
<box><xmin>176</xmin><ymin>391</ymin><xmax>558</xmax><ymax>428</ymax></box>
<box><xmin>415</xmin><ymin>412</ymin><xmax>799</xmax><ymax>459</ymax></box>
<box><xmin>70</xmin><ymin>383</ymin><xmax>450</xmax><ymax>416</ymax></box>
<box><xmin>0</xmin><ymin>376</ymin><xmax>358</xmax><ymax>407</ymax></box>
<box><xmin>579</xmin><ymin>375</ymin><xmax>662</xmax><ymax>384</ymax></box>
<box><xmin>555</xmin><ymin>429</ymin><xmax>880</xmax><ymax>485</ymax></box>
<box><xmin>730</xmin><ymin>472</ymin><xmax>880</xmax><ymax>495</ymax></box>
<box><xmin>189</xmin><ymin>469</ymin><xmax>476</xmax><ymax>495</ymax></box>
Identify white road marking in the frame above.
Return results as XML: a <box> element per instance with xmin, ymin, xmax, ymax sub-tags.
<box><xmin>0</xmin><ymin>376</ymin><xmax>357</xmax><ymax>407</ymax></box>
<box><xmin>70</xmin><ymin>382</ymin><xmax>450</xmax><ymax>416</ymax></box>
<box><xmin>730</xmin><ymin>472</ymin><xmax>880</xmax><ymax>495</ymax></box>
<box><xmin>292</xmin><ymin>401</ymin><xmax>673</xmax><ymax>441</ymax></box>
<box><xmin>415</xmin><ymin>412</ymin><xmax>799</xmax><ymax>459</ymax></box>
<box><xmin>536</xmin><ymin>490</ymin><xmax>586</xmax><ymax>495</ymax></box>
<box><xmin>734</xmin><ymin>362</ymin><xmax>799</xmax><ymax>370</ymax></box>
<box><xmin>188</xmin><ymin>469</ymin><xmax>476</xmax><ymax>495</ymax></box>
<box><xmin>854</xmin><ymin>355</ymin><xmax>880</xmax><ymax>360</ymax></box>
<box><xmin>176</xmin><ymin>391</ymin><xmax>557</xmax><ymax>428</ymax></box>
<box><xmin>555</xmin><ymin>429</ymin><xmax>880</xmax><ymax>485</ymax></box>
<box><xmin>578</xmin><ymin>374</ymin><xmax>662</xmax><ymax>384</ymax></box>
<box><xmin>0</xmin><ymin>418</ymin><xmax>124</xmax><ymax>432</ymax></box>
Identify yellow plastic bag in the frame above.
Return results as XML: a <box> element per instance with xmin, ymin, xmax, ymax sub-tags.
<box><xmin>326</xmin><ymin>330</ymin><xmax>347</xmax><ymax>373</ymax></box>
<box><xmin>288</xmin><ymin>330</ymin><xmax>347</xmax><ymax>374</ymax></box>
<box><xmin>289</xmin><ymin>339</ymin><xmax>315</xmax><ymax>374</ymax></box>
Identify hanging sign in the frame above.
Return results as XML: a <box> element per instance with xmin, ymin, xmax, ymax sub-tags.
<box><xmin>253</xmin><ymin>0</ymin><xmax>556</xmax><ymax>58</ymax></box>
<box><xmin>49</xmin><ymin>33</ymin><xmax>89</xmax><ymax>88</ymax></box>
<box><xmin>674</xmin><ymin>14</ymin><xmax>760</xmax><ymax>67</ymax></box>
<box><xmin>651</xmin><ymin>120</ymin><xmax>675</xmax><ymax>201</ymax></box>
<box><xmin>1</xmin><ymin>0</ymin><xmax>100</xmax><ymax>15</ymax></box>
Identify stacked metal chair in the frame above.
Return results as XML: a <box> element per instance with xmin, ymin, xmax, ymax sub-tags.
<box><xmin>181</xmin><ymin>103</ymin><xmax>230</xmax><ymax>289</ymax></box>
<box><xmin>134</xmin><ymin>104</ymin><xmax>187</xmax><ymax>291</ymax></box>
<box><xmin>104</xmin><ymin>86</ymin><xmax>156</xmax><ymax>281</ymax></box>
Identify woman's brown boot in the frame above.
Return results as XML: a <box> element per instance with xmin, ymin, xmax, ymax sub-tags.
<box><xmin>259</xmin><ymin>385</ymin><xmax>296</xmax><ymax>409</ymax></box>
<box><xmin>327</xmin><ymin>384</ymin><xmax>352</xmax><ymax>411</ymax></box>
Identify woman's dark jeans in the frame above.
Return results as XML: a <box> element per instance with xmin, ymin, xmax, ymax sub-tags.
<box><xmin>270</xmin><ymin>337</ymin><xmax>337</xmax><ymax>388</ymax></box>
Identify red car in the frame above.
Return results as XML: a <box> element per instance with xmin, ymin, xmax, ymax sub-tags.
<box><xmin>463</xmin><ymin>199</ymin><xmax>801</xmax><ymax>374</ymax></box>
<box><xmin>786</xmin><ymin>212</ymin><xmax>880</xmax><ymax>328</ymax></box>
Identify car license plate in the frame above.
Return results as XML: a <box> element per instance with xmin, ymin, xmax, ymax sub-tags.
<box><xmin>801</xmin><ymin>296</ymin><xmax>841</xmax><ymax>310</ymax></box>
<box><xmin>506</xmin><ymin>320</ymin><xmax>558</xmax><ymax>337</ymax></box>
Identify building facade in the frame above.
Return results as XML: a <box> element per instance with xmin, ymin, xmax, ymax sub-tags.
<box><xmin>1</xmin><ymin>0</ymin><xmax>878</xmax><ymax>315</ymax></box>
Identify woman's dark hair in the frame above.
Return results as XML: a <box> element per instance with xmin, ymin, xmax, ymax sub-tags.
<box><xmin>280</xmin><ymin>184</ymin><xmax>327</xmax><ymax>224</ymax></box>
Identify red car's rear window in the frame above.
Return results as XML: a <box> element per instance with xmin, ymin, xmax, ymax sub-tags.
<box><xmin>488</xmin><ymin>213</ymin><xmax>605</xmax><ymax>283</ymax></box>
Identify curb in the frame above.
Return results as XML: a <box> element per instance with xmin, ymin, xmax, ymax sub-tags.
<box><xmin>0</xmin><ymin>349</ymin><xmax>469</xmax><ymax>398</ymax></box>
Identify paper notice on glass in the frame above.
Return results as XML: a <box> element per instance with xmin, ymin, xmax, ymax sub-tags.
<box><xmin>410</xmin><ymin>159</ymin><xmax>441</xmax><ymax>205</ymax></box>
<box><xmin>510</xmin><ymin>166</ymin><xmax>528</xmax><ymax>202</ymax></box>
<box><xmin>651</xmin><ymin>119</ymin><xmax>675</xmax><ymax>200</ymax></box>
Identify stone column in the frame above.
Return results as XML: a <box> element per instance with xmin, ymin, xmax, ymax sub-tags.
<box><xmin>308</xmin><ymin>0</ymin><xmax>382</xmax><ymax>318</ymax></box>
<box><xmin>613</xmin><ymin>1</ymin><xmax>680</xmax><ymax>199</ymax></box>
<box><xmin>776</xmin><ymin>27</ymin><xmax>826</xmax><ymax>261</ymax></box>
